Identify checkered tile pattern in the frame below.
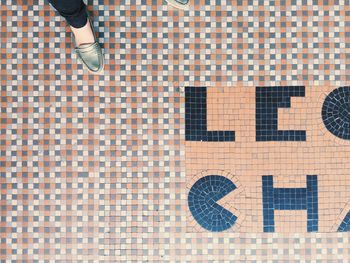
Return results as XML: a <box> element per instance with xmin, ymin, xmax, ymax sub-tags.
<box><xmin>178</xmin><ymin>0</ymin><xmax>350</xmax><ymax>87</ymax></box>
<box><xmin>0</xmin><ymin>87</ymin><xmax>107</xmax><ymax>261</ymax></box>
<box><xmin>1</xmin><ymin>0</ymin><xmax>350</xmax><ymax>261</ymax></box>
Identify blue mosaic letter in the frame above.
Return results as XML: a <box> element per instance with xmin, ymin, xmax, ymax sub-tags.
<box><xmin>262</xmin><ymin>175</ymin><xmax>318</xmax><ymax>232</ymax></box>
<box><xmin>256</xmin><ymin>86</ymin><xmax>306</xmax><ymax>141</ymax></box>
<box><xmin>185</xmin><ymin>87</ymin><xmax>235</xmax><ymax>141</ymax></box>
<box><xmin>188</xmin><ymin>175</ymin><xmax>237</xmax><ymax>232</ymax></box>
<box><xmin>338</xmin><ymin>211</ymin><xmax>350</xmax><ymax>232</ymax></box>
<box><xmin>322</xmin><ymin>87</ymin><xmax>350</xmax><ymax>140</ymax></box>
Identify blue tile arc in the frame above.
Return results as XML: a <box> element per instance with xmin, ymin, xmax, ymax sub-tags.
<box><xmin>322</xmin><ymin>87</ymin><xmax>350</xmax><ymax>140</ymax></box>
<box><xmin>188</xmin><ymin>175</ymin><xmax>237</xmax><ymax>232</ymax></box>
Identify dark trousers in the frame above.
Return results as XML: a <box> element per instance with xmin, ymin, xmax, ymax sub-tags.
<box><xmin>47</xmin><ymin>0</ymin><xmax>88</xmax><ymax>28</ymax></box>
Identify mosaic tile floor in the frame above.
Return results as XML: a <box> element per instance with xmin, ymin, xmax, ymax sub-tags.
<box><xmin>2</xmin><ymin>0</ymin><xmax>350</xmax><ymax>261</ymax></box>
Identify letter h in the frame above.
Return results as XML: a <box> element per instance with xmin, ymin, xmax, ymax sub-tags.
<box><xmin>262</xmin><ymin>175</ymin><xmax>318</xmax><ymax>232</ymax></box>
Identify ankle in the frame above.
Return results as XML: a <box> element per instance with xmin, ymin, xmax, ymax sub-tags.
<box><xmin>70</xmin><ymin>19</ymin><xmax>95</xmax><ymax>47</ymax></box>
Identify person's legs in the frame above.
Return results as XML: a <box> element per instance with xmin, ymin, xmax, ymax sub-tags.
<box><xmin>46</xmin><ymin>0</ymin><xmax>104</xmax><ymax>73</ymax></box>
<box><xmin>47</xmin><ymin>0</ymin><xmax>87</xmax><ymax>28</ymax></box>
<box><xmin>47</xmin><ymin>0</ymin><xmax>94</xmax><ymax>46</ymax></box>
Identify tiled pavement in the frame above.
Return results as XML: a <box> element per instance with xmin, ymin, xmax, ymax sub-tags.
<box><xmin>1</xmin><ymin>0</ymin><xmax>350</xmax><ymax>261</ymax></box>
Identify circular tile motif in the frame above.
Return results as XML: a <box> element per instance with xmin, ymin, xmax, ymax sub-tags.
<box><xmin>188</xmin><ymin>175</ymin><xmax>237</xmax><ymax>232</ymax></box>
<box><xmin>322</xmin><ymin>87</ymin><xmax>350</xmax><ymax>140</ymax></box>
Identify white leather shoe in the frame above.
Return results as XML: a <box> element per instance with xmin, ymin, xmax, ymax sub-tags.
<box><xmin>71</xmin><ymin>14</ymin><xmax>104</xmax><ymax>74</ymax></box>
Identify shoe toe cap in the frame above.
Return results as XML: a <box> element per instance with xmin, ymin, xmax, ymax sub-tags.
<box><xmin>77</xmin><ymin>44</ymin><xmax>104</xmax><ymax>73</ymax></box>
<box><xmin>86</xmin><ymin>57</ymin><xmax>102</xmax><ymax>72</ymax></box>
